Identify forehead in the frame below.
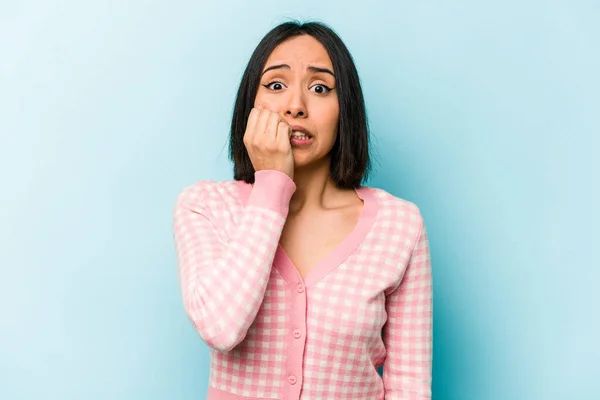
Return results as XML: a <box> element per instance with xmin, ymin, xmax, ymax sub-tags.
<box><xmin>265</xmin><ymin>35</ymin><xmax>333</xmax><ymax>68</ymax></box>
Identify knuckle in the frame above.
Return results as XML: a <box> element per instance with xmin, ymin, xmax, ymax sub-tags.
<box><xmin>248</xmin><ymin>109</ymin><xmax>258</xmax><ymax>121</ymax></box>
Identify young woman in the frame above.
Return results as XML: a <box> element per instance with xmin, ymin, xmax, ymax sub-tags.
<box><xmin>173</xmin><ymin>20</ymin><xmax>433</xmax><ymax>400</ymax></box>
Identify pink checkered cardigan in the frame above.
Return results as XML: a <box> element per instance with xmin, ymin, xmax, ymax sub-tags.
<box><xmin>173</xmin><ymin>169</ymin><xmax>433</xmax><ymax>399</ymax></box>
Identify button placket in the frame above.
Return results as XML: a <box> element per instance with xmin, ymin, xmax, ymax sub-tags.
<box><xmin>283</xmin><ymin>280</ymin><xmax>307</xmax><ymax>399</ymax></box>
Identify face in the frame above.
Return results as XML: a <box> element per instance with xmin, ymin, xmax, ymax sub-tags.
<box><xmin>255</xmin><ymin>35</ymin><xmax>339</xmax><ymax>168</ymax></box>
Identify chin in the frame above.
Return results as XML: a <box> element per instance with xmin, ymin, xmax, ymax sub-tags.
<box><xmin>292</xmin><ymin>160</ymin><xmax>309</xmax><ymax>169</ymax></box>
<box><xmin>292</xmin><ymin>153</ymin><xmax>328</xmax><ymax>170</ymax></box>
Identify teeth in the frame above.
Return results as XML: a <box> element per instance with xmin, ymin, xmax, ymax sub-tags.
<box><xmin>291</xmin><ymin>131</ymin><xmax>309</xmax><ymax>139</ymax></box>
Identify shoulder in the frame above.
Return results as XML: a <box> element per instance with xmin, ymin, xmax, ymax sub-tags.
<box><xmin>365</xmin><ymin>186</ymin><xmax>425</xmax><ymax>237</ymax></box>
<box><xmin>367</xmin><ymin>186</ymin><xmax>423</xmax><ymax>220</ymax></box>
<box><xmin>175</xmin><ymin>178</ymin><xmax>243</xmax><ymax>212</ymax></box>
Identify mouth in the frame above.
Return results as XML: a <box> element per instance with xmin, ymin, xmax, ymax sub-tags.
<box><xmin>290</xmin><ymin>131</ymin><xmax>311</xmax><ymax>141</ymax></box>
<box><xmin>289</xmin><ymin>125</ymin><xmax>312</xmax><ymax>141</ymax></box>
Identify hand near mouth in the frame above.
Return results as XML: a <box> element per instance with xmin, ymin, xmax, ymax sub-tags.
<box><xmin>243</xmin><ymin>105</ymin><xmax>295</xmax><ymax>180</ymax></box>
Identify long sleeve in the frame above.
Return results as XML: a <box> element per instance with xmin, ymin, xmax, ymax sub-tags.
<box><xmin>382</xmin><ymin>215</ymin><xmax>433</xmax><ymax>399</ymax></box>
<box><xmin>173</xmin><ymin>170</ymin><xmax>296</xmax><ymax>353</ymax></box>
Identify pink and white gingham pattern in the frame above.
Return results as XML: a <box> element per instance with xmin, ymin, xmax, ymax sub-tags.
<box><xmin>173</xmin><ymin>169</ymin><xmax>433</xmax><ymax>400</ymax></box>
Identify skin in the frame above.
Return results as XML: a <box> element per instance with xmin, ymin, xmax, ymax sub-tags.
<box><xmin>245</xmin><ymin>35</ymin><xmax>364</xmax><ymax>280</ymax></box>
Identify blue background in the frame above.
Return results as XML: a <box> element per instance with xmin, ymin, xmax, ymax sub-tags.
<box><xmin>1</xmin><ymin>1</ymin><xmax>598</xmax><ymax>399</ymax></box>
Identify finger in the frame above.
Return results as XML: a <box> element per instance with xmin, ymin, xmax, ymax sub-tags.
<box><xmin>254</xmin><ymin>108</ymin><xmax>272</xmax><ymax>142</ymax></box>
<box><xmin>244</xmin><ymin>108</ymin><xmax>260</xmax><ymax>143</ymax></box>
<box><xmin>265</xmin><ymin>111</ymin><xmax>282</xmax><ymax>143</ymax></box>
<box><xmin>276</xmin><ymin>119</ymin><xmax>292</xmax><ymax>149</ymax></box>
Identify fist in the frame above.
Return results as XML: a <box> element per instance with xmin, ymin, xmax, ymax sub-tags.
<box><xmin>243</xmin><ymin>106</ymin><xmax>294</xmax><ymax>180</ymax></box>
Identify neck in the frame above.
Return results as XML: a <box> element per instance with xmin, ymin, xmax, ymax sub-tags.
<box><xmin>288</xmin><ymin>158</ymin><xmax>339</xmax><ymax>215</ymax></box>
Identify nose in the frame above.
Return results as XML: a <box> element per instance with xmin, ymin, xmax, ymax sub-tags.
<box><xmin>284</xmin><ymin>87</ymin><xmax>307</xmax><ymax>118</ymax></box>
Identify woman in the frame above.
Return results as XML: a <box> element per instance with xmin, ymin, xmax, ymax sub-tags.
<box><xmin>173</xmin><ymin>20</ymin><xmax>433</xmax><ymax>400</ymax></box>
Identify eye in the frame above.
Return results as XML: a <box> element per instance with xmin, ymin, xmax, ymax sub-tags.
<box><xmin>310</xmin><ymin>84</ymin><xmax>333</xmax><ymax>94</ymax></box>
<box><xmin>263</xmin><ymin>81</ymin><xmax>286</xmax><ymax>91</ymax></box>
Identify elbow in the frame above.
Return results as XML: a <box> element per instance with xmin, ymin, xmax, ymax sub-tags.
<box><xmin>202</xmin><ymin>330</ymin><xmax>245</xmax><ymax>353</ymax></box>
<box><xmin>185</xmin><ymin>309</ymin><xmax>247</xmax><ymax>353</ymax></box>
<box><xmin>182</xmin><ymin>288</ymin><xmax>250</xmax><ymax>352</ymax></box>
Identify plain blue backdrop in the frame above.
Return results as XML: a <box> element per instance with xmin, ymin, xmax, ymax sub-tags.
<box><xmin>1</xmin><ymin>1</ymin><xmax>598</xmax><ymax>399</ymax></box>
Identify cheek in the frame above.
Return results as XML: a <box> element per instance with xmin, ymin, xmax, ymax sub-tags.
<box><xmin>315</xmin><ymin>104</ymin><xmax>339</xmax><ymax>134</ymax></box>
<box><xmin>254</xmin><ymin>98</ymin><xmax>283</xmax><ymax>113</ymax></box>
<box><xmin>254</xmin><ymin>91</ymin><xmax>283</xmax><ymax>112</ymax></box>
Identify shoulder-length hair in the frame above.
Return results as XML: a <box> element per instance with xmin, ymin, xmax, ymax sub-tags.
<box><xmin>228</xmin><ymin>20</ymin><xmax>372</xmax><ymax>189</ymax></box>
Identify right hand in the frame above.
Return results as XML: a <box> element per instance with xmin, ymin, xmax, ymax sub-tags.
<box><xmin>243</xmin><ymin>105</ymin><xmax>294</xmax><ymax>180</ymax></box>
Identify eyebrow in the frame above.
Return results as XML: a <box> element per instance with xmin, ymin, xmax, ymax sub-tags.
<box><xmin>261</xmin><ymin>64</ymin><xmax>335</xmax><ymax>77</ymax></box>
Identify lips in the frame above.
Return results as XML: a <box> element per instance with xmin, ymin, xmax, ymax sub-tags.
<box><xmin>289</xmin><ymin>125</ymin><xmax>312</xmax><ymax>137</ymax></box>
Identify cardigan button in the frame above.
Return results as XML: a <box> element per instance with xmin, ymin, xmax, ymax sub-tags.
<box><xmin>293</xmin><ymin>329</ymin><xmax>301</xmax><ymax>338</ymax></box>
<box><xmin>297</xmin><ymin>283</ymin><xmax>304</xmax><ymax>293</ymax></box>
<box><xmin>288</xmin><ymin>375</ymin><xmax>297</xmax><ymax>385</ymax></box>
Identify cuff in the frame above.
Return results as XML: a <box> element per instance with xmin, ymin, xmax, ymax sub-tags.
<box><xmin>247</xmin><ymin>170</ymin><xmax>296</xmax><ymax>217</ymax></box>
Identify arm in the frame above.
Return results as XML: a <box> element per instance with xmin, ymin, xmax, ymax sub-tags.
<box><xmin>382</xmin><ymin>215</ymin><xmax>433</xmax><ymax>399</ymax></box>
<box><xmin>173</xmin><ymin>170</ymin><xmax>296</xmax><ymax>352</ymax></box>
